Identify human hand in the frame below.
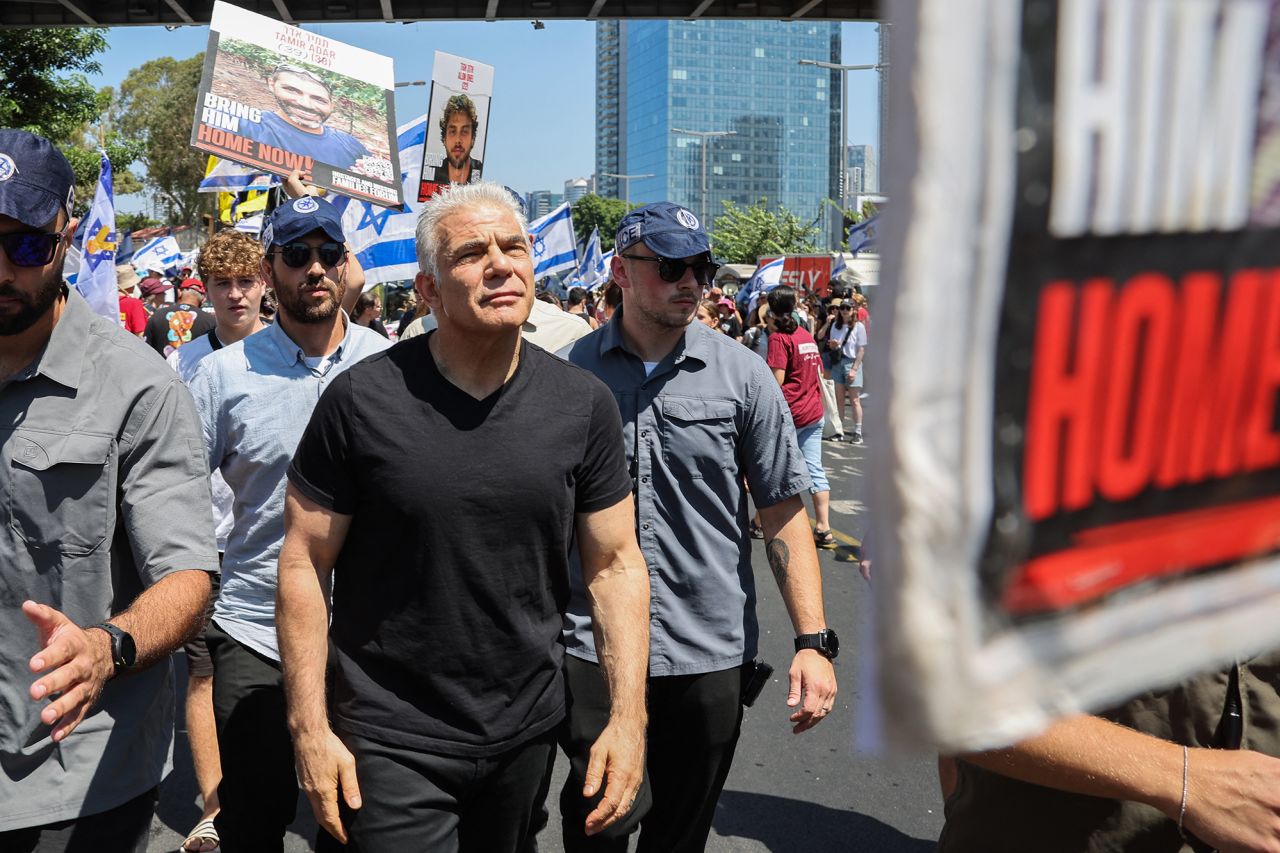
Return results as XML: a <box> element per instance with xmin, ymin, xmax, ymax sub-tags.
<box><xmin>582</xmin><ymin>716</ymin><xmax>646</xmax><ymax>836</ymax></box>
<box><xmin>282</xmin><ymin>169</ymin><xmax>321</xmax><ymax>199</ymax></box>
<box><xmin>24</xmin><ymin>600</ymin><xmax>114</xmax><ymax>742</ymax></box>
<box><xmin>293</xmin><ymin>728</ymin><xmax>362</xmax><ymax>844</ymax></box>
<box><xmin>859</xmin><ymin>559</ymin><xmax>872</xmax><ymax>583</ymax></box>
<box><xmin>787</xmin><ymin>649</ymin><xmax>837</xmax><ymax>734</ymax></box>
<box><xmin>1181</xmin><ymin>748</ymin><xmax>1280</xmax><ymax>853</ymax></box>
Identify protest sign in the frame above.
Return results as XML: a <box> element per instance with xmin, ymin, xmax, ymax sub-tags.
<box><xmin>191</xmin><ymin>1</ymin><xmax>401</xmax><ymax>207</ymax></box>
<box><xmin>416</xmin><ymin>51</ymin><xmax>494</xmax><ymax>202</ymax></box>
<box><xmin>872</xmin><ymin>0</ymin><xmax>1280</xmax><ymax>751</ymax></box>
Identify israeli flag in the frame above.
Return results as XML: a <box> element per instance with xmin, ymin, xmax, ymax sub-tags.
<box><xmin>330</xmin><ymin>114</ymin><xmax>428</xmax><ymax>287</ymax></box>
<box><xmin>737</xmin><ymin>256</ymin><xmax>785</xmax><ymax>309</ymax></box>
<box><xmin>131</xmin><ymin>235</ymin><xmax>183</xmax><ymax>274</ymax></box>
<box><xmin>63</xmin><ymin>244</ymin><xmax>82</xmax><ymax>288</ymax></box>
<box><xmin>74</xmin><ymin>151</ymin><xmax>121</xmax><ymax>324</ymax></box>
<box><xmin>846</xmin><ymin>213</ymin><xmax>880</xmax><ymax>254</ymax></box>
<box><xmin>575</xmin><ymin>227</ymin><xmax>609</xmax><ymax>291</ymax></box>
<box><xmin>528</xmin><ymin>202</ymin><xmax>578</xmax><ymax>279</ymax></box>
<box><xmin>199</xmin><ymin>156</ymin><xmax>280</xmax><ymax>194</ymax></box>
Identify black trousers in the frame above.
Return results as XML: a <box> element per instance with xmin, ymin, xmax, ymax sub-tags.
<box><xmin>206</xmin><ymin>620</ymin><xmax>298</xmax><ymax>853</ymax></box>
<box><xmin>0</xmin><ymin>786</ymin><xmax>157</xmax><ymax>853</ymax></box>
<box><xmin>316</xmin><ymin>728</ymin><xmax>557</xmax><ymax>853</ymax></box>
<box><xmin>559</xmin><ymin>656</ymin><xmax>745</xmax><ymax>853</ymax></box>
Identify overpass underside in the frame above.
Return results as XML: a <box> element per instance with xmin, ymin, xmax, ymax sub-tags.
<box><xmin>1</xmin><ymin>0</ymin><xmax>879</xmax><ymax>27</ymax></box>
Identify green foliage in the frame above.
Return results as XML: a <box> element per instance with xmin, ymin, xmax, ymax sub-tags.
<box><xmin>710</xmin><ymin>198</ymin><xmax>820</xmax><ymax>264</ymax></box>
<box><xmin>116</xmin><ymin>211</ymin><xmax>161</xmax><ymax>235</ymax></box>
<box><xmin>571</xmin><ymin>194</ymin><xmax>632</xmax><ymax>252</ymax></box>
<box><xmin>62</xmin><ymin>137</ymin><xmax>146</xmax><ymax>217</ymax></box>
<box><xmin>0</xmin><ymin>29</ymin><xmax>108</xmax><ymax>144</ymax></box>
<box><xmin>117</xmin><ymin>55</ymin><xmax>212</xmax><ymax>226</ymax></box>
<box><xmin>217</xmin><ymin>38</ymin><xmax>387</xmax><ymax>114</ymax></box>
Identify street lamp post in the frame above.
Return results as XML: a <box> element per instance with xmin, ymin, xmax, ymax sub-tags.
<box><xmin>600</xmin><ymin>172</ymin><xmax>654</xmax><ymax>207</ymax></box>
<box><xmin>797</xmin><ymin>59</ymin><xmax>886</xmax><ymax>248</ymax></box>
<box><xmin>671</xmin><ymin>128</ymin><xmax>736</xmax><ymax>226</ymax></box>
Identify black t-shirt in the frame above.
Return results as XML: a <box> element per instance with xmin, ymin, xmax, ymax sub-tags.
<box><xmin>143</xmin><ymin>303</ymin><xmax>216</xmax><ymax>357</ymax></box>
<box><xmin>718</xmin><ymin>314</ymin><xmax>742</xmax><ymax>338</ymax></box>
<box><xmin>287</xmin><ymin>334</ymin><xmax>632</xmax><ymax>757</ymax></box>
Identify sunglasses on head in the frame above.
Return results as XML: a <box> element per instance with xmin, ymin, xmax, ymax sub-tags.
<box><xmin>273</xmin><ymin>241</ymin><xmax>346</xmax><ymax>269</ymax></box>
<box><xmin>619</xmin><ymin>253</ymin><xmax>719</xmax><ymax>286</ymax></box>
<box><xmin>1</xmin><ymin>231</ymin><xmax>62</xmax><ymax>268</ymax></box>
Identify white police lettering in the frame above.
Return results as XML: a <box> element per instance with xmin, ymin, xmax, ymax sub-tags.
<box><xmin>293</xmin><ymin>197</ymin><xmax>320</xmax><ymax>214</ymax></box>
<box><xmin>0</xmin><ymin>153</ymin><xmax>17</xmax><ymax>182</ymax></box>
<box><xmin>676</xmin><ymin>209</ymin><xmax>699</xmax><ymax>230</ymax></box>
<box><xmin>618</xmin><ymin>223</ymin><xmax>642</xmax><ymax>247</ymax></box>
<box><xmin>261</xmin><ymin>223</ymin><xmax>275</xmax><ymax>248</ymax></box>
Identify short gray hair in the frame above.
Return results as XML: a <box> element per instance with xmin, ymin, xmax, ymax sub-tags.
<box><xmin>415</xmin><ymin>182</ymin><xmax>528</xmax><ymax>277</ymax></box>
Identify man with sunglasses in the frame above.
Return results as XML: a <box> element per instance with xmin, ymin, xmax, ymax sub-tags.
<box><xmin>189</xmin><ymin>196</ymin><xmax>389</xmax><ymax>851</ymax></box>
<box><xmin>558</xmin><ymin>202</ymin><xmax>839</xmax><ymax>852</ymax></box>
<box><xmin>0</xmin><ymin>130</ymin><xmax>219</xmax><ymax>849</ymax></box>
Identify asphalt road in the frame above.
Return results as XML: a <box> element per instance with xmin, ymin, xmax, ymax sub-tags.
<box><xmin>147</xmin><ymin>429</ymin><xmax>945</xmax><ymax>852</ymax></box>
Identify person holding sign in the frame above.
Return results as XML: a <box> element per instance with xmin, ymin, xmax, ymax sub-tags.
<box><xmin>430</xmin><ymin>94</ymin><xmax>484</xmax><ymax>185</ymax></box>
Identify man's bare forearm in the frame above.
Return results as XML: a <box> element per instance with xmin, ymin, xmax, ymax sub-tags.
<box><xmin>114</xmin><ymin>569</ymin><xmax>212</xmax><ymax>668</ymax></box>
<box><xmin>587</xmin><ymin>546</ymin><xmax>650</xmax><ymax>721</ymax></box>
<box><xmin>958</xmin><ymin>714</ymin><xmax>1183</xmax><ymax>818</ymax></box>
<box><xmin>277</xmin><ymin>541</ymin><xmax>334</xmax><ymax>737</ymax></box>
<box><xmin>758</xmin><ymin>496</ymin><xmax>827</xmax><ymax>634</ymax></box>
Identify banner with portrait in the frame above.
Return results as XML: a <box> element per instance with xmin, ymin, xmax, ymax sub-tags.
<box><xmin>872</xmin><ymin>0</ymin><xmax>1280</xmax><ymax>751</ymax></box>
<box><xmin>416</xmin><ymin>51</ymin><xmax>494</xmax><ymax>202</ymax></box>
<box><xmin>190</xmin><ymin>1</ymin><xmax>402</xmax><ymax>208</ymax></box>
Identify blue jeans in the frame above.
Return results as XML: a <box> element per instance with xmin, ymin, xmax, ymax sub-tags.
<box><xmin>796</xmin><ymin>421</ymin><xmax>829</xmax><ymax>493</ymax></box>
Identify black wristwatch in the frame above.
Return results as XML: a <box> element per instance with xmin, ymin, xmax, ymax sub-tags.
<box><xmin>88</xmin><ymin>623</ymin><xmax>137</xmax><ymax>674</ymax></box>
<box><xmin>794</xmin><ymin>628</ymin><xmax>839</xmax><ymax>660</ymax></box>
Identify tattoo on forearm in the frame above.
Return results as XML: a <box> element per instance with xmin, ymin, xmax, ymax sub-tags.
<box><xmin>767</xmin><ymin>538</ymin><xmax>790</xmax><ymax>586</ymax></box>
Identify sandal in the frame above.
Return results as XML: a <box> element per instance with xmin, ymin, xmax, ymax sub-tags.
<box><xmin>181</xmin><ymin>817</ymin><xmax>220</xmax><ymax>852</ymax></box>
<box><xmin>748</xmin><ymin>521</ymin><xmax>765</xmax><ymax>539</ymax></box>
<box><xmin>813</xmin><ymin>529</ymin><xmax>836</xmax><ymax>549</ymax></box>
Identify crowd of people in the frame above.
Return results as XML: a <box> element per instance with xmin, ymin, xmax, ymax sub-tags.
<box><xmin>5</xmin><ymin>126</ymin><xmax>1276</xmax><ymax>853</ymax></box>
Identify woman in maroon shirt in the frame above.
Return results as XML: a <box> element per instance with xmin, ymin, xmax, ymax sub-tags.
<box><xmin>765</xmin><ymin>286</ymin><xmax>835</xmax><ymax>548</ymax></box>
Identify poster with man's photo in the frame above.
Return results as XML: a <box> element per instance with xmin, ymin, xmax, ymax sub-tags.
<box><xmin>190</xmin><ymin>0</ymin><xmax>402</xmax><ymax>208</ymax></box>
<box><xmin>417</xmin><ymin>51</ymin><xmax>494</xmax><ymax>202</ymax></box>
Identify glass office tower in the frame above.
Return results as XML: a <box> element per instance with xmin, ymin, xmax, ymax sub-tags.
<box><xmin>596</xmin><ymin>20</ymin><xmax>842</xmax><ymax>229</ymax></box>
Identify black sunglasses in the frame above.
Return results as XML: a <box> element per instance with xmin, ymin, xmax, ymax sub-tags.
<box><xmin>619</xmin><ymin>253</ymin><xmax>719</xmax><ymax>286</ymax></box>
<box><xmin>273</xmin><ymin>241</ymin><xmax>346</xmax><ymax>269</ymax></box>
<box><xmin>1</xmin><ymin>231</ymin><xmax>62</xmax><ymax>268</ymax></box>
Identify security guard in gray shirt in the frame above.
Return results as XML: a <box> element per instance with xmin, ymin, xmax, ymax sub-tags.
<box><xmin>0</xmin><ymin>131</ymin><xmax>218</xmax><ymax>850</ymax></box>
<box><xmin>559</xmin><ymin>202</ymin><xmax>839</xmax><ymax>852</ymax></box>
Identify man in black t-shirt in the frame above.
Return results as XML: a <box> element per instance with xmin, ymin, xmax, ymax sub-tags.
<box><xmin>143</xmin><ymin>277</ymin><xmax>215</xmax><ymax>358</ymax></box>
<box><xmin>278</xmin><ymin>181</ymin><xmax>651</xmax><ymax>852</ymax></box>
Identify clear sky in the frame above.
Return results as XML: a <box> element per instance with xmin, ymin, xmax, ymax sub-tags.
<box><xmin>89</xmin><ymin>19</ymin><xmax>882</xmax><ymax>211</ymax></box>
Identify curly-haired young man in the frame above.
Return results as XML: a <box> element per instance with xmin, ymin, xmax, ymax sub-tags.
<box><xmin>431</xmin><ymin>93</ymin><xmax>484</xmax><ymax>185</ymax></box>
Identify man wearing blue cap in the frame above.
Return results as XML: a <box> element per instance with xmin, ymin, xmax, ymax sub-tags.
<box><xmin>0</xmin><ymin>131</ymin><xmax>218</xmax><ymax>849</ymax></box>
<box><xmin>559</xmin><ymin>202</ymin><xmax>839</xmax><ymax>852</ymax></box>
<box><xmin>189</xmin><ymin>195</ymin><xmax>390</xmax><ymax>851</ymax></box>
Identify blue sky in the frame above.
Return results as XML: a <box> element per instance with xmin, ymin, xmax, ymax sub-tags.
<box><xmin>90</xmin><ymin>19</ymin><xmax>881</xmax><ymax>210</ymax></box>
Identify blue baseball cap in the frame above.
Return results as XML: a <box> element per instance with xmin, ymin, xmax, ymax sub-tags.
<box><xmin>0</xmin><ymin>130</ymin><xmax>75</xmax><ymax>229</ymax></box>
<box><xmin>261</xmin><ymin>196</ymin><xmax>345</xmax><ymax>248</ymax></box>
<box><xmin>615</xmin><ymin>202</ymin><xmax>710</xmax><ymax>259</ymax></box>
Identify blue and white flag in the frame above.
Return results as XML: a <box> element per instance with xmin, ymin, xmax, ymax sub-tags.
<box><xmin>332</xmin><ymin>114</ymin><xmax>428</xmax><ymax>287</ymax></box>
<box><xmin>737</xmin><ymin>256</ymin><xmax>785</xmax><ymax>309</ymax></box>
<box><xmin>845</xmin><ymin>213</ymin><xmax>880</xmax><ymax>254</ymax></box>
<box><xmin>575</xmin><ymin>227</ymin><xmax>609</xmax><ymax>292</ymax></box>
<box><xmin>62</xmin><ymin>244</ymin><xmax>82</xmax><ymax>288</ymax></box>
<box><xmin>199</xmin><ymin>157</ymin><xmax>280</xmax><ymax>194</ymax></box>
<box><xmin>74</xmin><ymin>151</ymin><xmax>121</xmax><ymax>324</ymax></box>
<box><xmin>131</xmin><ymin>235</ymin><xmax>183</xmax><ymax>275</ymax></box>
<box><xmin>528</xmin><ymin>202</ymin><xmax>578</xmax><ymax>279</ymax></box>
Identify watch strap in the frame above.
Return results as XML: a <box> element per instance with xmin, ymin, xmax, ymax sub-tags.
<box><xmin>88</xmin><ymin>622</ymin><xmax>128</xmax><ymax>671</ymax></box>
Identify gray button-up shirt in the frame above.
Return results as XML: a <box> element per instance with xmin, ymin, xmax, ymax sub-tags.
<box><xmin>0</xmin><ymin>289</ymin><xmax>219</xmax><ymax>831</ymax></box>
<box><xmin>190</xmin><ymin>315</ymin><xmax>390</xmax><ymax>661</ymax></box>
<box><xmin>561</xmin><ymin>311</ymin><xmax>811</xmax><ymax>676</ymax></box>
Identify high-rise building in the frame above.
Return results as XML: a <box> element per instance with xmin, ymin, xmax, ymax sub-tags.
<box><xmin>847</xmin><ymin>144</ymin><xmax>877</xmax><ymax>194</ymax></box>
<box><xmin>564</xmin><ymin>178</ymin><xmax>590</xmax><ymax>204</ymax></box>
<box><xmin>595</xmin><ymin>20</ymin><xmax>842</xmax><ymax>228</ymax></box>
<box><xmin>526</xmin><ymin>190</ymin><xmax>554</xmax><ymax>219</ymax></box>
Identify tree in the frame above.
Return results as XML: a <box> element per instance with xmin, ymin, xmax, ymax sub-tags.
<box><xmin>116</xmin><ymin>211</ymin><xmax>161</xmax><ymax>235</ymax></box>
<box><xmin>62</xmin><ymin>134</ymin><xmax>146</xmax><ymax>217</ymax></box>
<box><xmin>571</xmin><ymin>194</ymin><xmax>632</xmax><ymax>251</ymax></box>
<box><xmin>116</xmin><ymin>55</ymin><xmax>211</xmax><ymax>226</ymax></box>
<box><xmin>0</xmin><ymin>29</ymin><xmax>108</xmax><ymax>143</ymax></box>
<box><xmin>709</xmin><ymin>198</ymin><xmax>820</xmax><ymax>264</ymax></box>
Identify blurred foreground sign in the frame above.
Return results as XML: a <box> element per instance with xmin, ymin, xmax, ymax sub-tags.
<box><xmin>873</xmin><ymin>0</ymin><xmax>1280</xmax><ymax>751</ymax></box>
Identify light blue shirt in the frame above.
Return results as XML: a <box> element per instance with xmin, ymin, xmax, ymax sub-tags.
<box><xmin>190</xmin><ymin>316</ymin><xmax>390</xmax><ymax>661</ymax></box>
